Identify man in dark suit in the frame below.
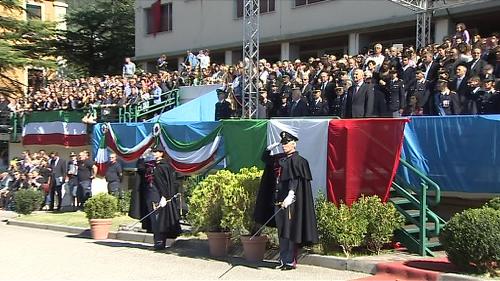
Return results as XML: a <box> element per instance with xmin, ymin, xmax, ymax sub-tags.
<box><xmin>49</xmin><ymin>152</ymin><xmax>67</xmax><ymax>211</ymax></box>
<box><xmin>308</xmin><ymin>88</ymin><xmax>329</xmax><ymax>116</ymax></box>
<box><xmin>467</xmin><ymin>47</ymin><xmax>487</xmax><ymax>78</ymax></box>
<box><xmin>300</xmin><ymin>76</ymin><xmax>314</xmax><ymax>104</ymax></box>
<box><xmin>401</xmin><ymin>55</ymin><xmax>416</xmax><ymax>97</ymax></box>
<box><xmin>449</xmin><ymin>64</ymin><xmax>469</xmax><ymax>114</ymax></box>
<box><xmin>318</xmin><ymin>71</ymin><xmax>336</xmax><ymax>110</ymax></box>
<box><xmin>288</xmin><ymin>88</ymin><xmax>309</xmax><ymax>117</ymax></box>
<box><xmin>214</xmin><ymin>89</ymin><xmax>232</xmax><ymax>120</ymax></box>
<box><xmin>414</xmin><ymin>70</ymin><xmax>432</xmax><ymax>114</ymax></box>
<box><xmin>345</xmin><ymin>69</ymin><xmax>374</xmax><ymax>118</ymax></box>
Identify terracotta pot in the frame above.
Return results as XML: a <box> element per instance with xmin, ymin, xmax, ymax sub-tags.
<box><xmin>241</xmin><ymin>235</ymin><xmax>268</xmax><ymax>262</ymax></box>
<box><xmin>89</xmin><ymin>219</ymin><xmax>112</xmax><ymax>240</ymax></box>
<box><xmin>207</xmin><ymin>232</ymin><xmax>231</xmax><ymax>257</ymax></box>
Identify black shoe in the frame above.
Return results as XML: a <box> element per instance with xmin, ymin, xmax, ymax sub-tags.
<box><xmin>275</xmin><ymin>262</ymin><xmax>285</xmax><ymax>270</ymax></box>
<box><xmin>281</xmin><ymin>264</ymin><xmax>296</xmax><ymax>271</ymax></box>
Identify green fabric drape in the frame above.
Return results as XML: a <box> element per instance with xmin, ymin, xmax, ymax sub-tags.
<box><xmin>221</xmin><ymin>120</ymin><xmax>268</xmax><ymax>172</ymax></box>
<box><xmin>160</xmin><ymin>124</ymin><xmax>222</xmax><ymax>152</ymax></box>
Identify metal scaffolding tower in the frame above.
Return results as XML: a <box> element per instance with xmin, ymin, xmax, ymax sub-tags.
<box><xmin>388</xmin><ymin>0</ymin><xmax>493</xmax><ymax>49</ymax></box>
<box><xmin>242</xmin><ymin>0</ymin><xmax>260</xmax><ymax>119</ymax></box>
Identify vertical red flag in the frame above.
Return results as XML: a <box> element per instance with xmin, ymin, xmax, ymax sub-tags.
<box><xmin>327</xmin><ymin>118</ymin><xmax>408</xmax><ymax>206</ymax></box>
<box><xmin>151</xmin><ymin>0</ymin><xmax>162</xmax><ymax>36</ymax></box>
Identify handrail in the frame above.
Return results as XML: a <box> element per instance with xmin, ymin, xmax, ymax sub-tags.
<box><xmin>119</xmin><ymin>89</ymin><xmax>179</xmax><ymax>123</ymax></box>
<box><xmin>398</xmin><ymin>158</ymin><xmax>441</xmax><ymax>206</ymax></box>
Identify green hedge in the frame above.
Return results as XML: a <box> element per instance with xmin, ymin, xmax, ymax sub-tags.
<box><xmin>13</xmin><ymin>189</ymin><xmax>44</xmax><ymax>215</ymax></box>
<box><xmin>315</xmin><ymin>194</ymin><xmax>404</xmax><ymax>257</ymax></box>
<box><xmin>439</xmin><ymin>207</ymin><xmax>500</xmax><ymax>275</ymax></box>
<box><xmin>485</xmin><ymin>197</ymin><xmax>500</xmax><ymax>211</ymax></box>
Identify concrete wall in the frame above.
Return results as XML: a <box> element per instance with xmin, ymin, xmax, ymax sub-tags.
<box><xmin>135</xmin><ymin>0</ymin><xmax>412</xmax><ymax>60</ymax></box>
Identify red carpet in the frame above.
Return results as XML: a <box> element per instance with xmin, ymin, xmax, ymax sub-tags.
<box><xmin>351</xmin><ymin>258</ymin><xmax>459</xmax><ymax>281</ymax></box>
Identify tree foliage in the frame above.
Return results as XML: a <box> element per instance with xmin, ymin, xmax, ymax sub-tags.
<box><xmin>58</xmin><ymin>0</ymin><xmax>135</xmax><ymax>76</ymax></box>
<box><xmin>0</xmin><ymin>0</ymin><xmax>57</xmax><ymax>97</ymax></box>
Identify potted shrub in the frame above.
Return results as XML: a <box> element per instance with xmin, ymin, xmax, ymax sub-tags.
<box><xmin>233</xmin><ymin>167</ymin><xmax>268</xmax><ymax>262</ymax></box>
<box><xmin>84</xmin><ymin>193</ymin><xmax>118</xmax><ymax>240</ymax></box>
<box><xmin>188</xmin><ymin>170</ymin><xmax>239</xmax><ymax>257</ymax></box>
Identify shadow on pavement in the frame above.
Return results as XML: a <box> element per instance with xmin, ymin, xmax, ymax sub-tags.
<box><xmin>65</xmin><ymin>230</ymin><xmax>92</xmax><ymax>239</ymax></box>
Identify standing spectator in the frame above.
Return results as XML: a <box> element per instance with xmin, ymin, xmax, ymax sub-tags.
<box><xmin>468</xmin><ymin>47</ymin><xmax>487</xmax><ymax>78</ymax></box>
<box><xmin>185</xmin><ymin>50</ymin><xmax>199</xmax><ymax>69</ymax></box>
<box><xmin>414</xmin><ymin>70</ymin><xmax>432</xmax><ymax>113</ymax></box>
<box><xmin>122</xmin><ymin>57</ymin><xmax>136</xmax><ymax>78</ymax></box>
<box><xmin>214</xmin><ymin>89</ymin><xmax>232</xmax><ymax>121</ymax></box>
<box><xmin>308</xmin><ymin>88</ymin><xmax>329</xmax><ymax>116</ymax></box>
<box><xmin>366</xmin><ymin>43</ymin><xmax>385</xmax><ymax>72</ymax></box>
<box><xmin>49</xmin><ymin>152</ymin><xmax>66</xmax><ymax>211</ymax></box>
<box><xmin>454</xmin><ymin>23</ymin><xmax>470</xmax><ymax>45</ymax></box>
<box><xmin>401</xmin><ymin>55</ymin><xmax>416</xmax><ymax>96</ymax></box>
<box><xmin>77</xmin><ymin>151</ymin><xmax>96</xmax><ymax>208</ymax></box>
<box><xmin>330</xmin><ymin>86</ymin><xmax>347</xmax><ymax>118</ymax></box>
<box><xmin>66</xmin><ymin>152</ymin><xmax>79</xmax><ymax>210</ymax></box>
<box><xmin>258</xmin><ymin>89</ymin><xmax>273</xmax><ymax>119</ymax></box>
<box><xmin>385</xmin><ymin>70</ymin><xmax>406</xmax><ymax>117</ymax></box>
<box><xmin>0</xmin><ymin>95</ymin><xmax>10</xmax><ymax>112</ymax></box>
<box><xmin>288</xmin><ymin>88</ymin><xmax>309</xmax><ymax>117</ymax></box>
<box><xmin>198</xmin><ymin>50</ymin><xmax>210</xmax><ymax>70</ymax></box>
<box><xmin>105</xmin><ymin>153</ymin><xmax>122</xmax><ymax>198</ymax></box>
<box><xmin>435</xmin><ymin>79</ymin><xmax>460</xmax><ymax>115</ymax></box>
<box><xmin>157</xmin><ymin>54</ymin><xmax>168</xmax><ymax>71</ymax></box>
<box><xmin>150</xmin><ymin>82</ymin><xmax>162</xmax><ymax>105</ymax></box>
<box><xmin>318</xmin><ymin>72</ymin><xmax>335</xmax><ymax>107</ymax></box>
<box><xmin>450</xmin><ymin>64</ymin><xmax>469</xmax><ymax>114</ymax></box>
<box><xmin>345</xmin><ymin>69</ymin><xmax>374</xmax><ymax>118</ymax></box>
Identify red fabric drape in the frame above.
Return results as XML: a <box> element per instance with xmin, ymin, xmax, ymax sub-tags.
<box><xmin>326</xmin><ymin>118</ymin><xmax>408</xmax><ymax>206</ymax></box>
<box><xmin>105</xmin><ymin>131</ymin><xmax>155</xmax><ymax>162</ymax></box>
<box><xmin>151</xmin><ymin>0</ymin><xmax>162</xmax><ymax>36</ymax></box>
<box><xmin>170</xmin><ymin>155</ymin><xmax>215</xmax><ymax>174</ymax></box>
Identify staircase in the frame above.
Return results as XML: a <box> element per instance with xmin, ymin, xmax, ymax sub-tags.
<box><xmin>390</xmin><ymin>158</ymin><xmax>446</xmax><ymax>257</ymax></box>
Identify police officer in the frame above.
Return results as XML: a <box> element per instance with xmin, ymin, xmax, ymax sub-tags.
<box><xmin>254</xmin><ymin>131</ymin><xmax>319</xmax><ymax>270</ymax></box>
<box><xmin>385</xmin><ymin>69</ymin><xmax>406</xmax><ymax>117</ymax></box>
<box><xmin>105</xmin><ymin>153</ymin><xmax>122</xmax><ymax>198</ymax></box>
<box><xmin>214</xmin><ymin>89</ymin><xmax>232</xmax><ymax>121</ymax></box>
<box><xmin>308</xmin><ymin>88</ymin><xmax>329</xmax><ymax>116</ymax></box>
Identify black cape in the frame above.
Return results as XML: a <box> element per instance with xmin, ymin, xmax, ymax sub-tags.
<box><xmin>254</xmin><ymin>150</ymin><xmax>319</xmax><ymax>246</ymax></box>
<box><xmin>129</xmin><ymin>158</ymin><xmax>152</xmax><ymax>232</ymax></box>
<box><xmin>129</xmin><ymin>158</ymin><xmax>181</xmax><ymax>238</ymax></box>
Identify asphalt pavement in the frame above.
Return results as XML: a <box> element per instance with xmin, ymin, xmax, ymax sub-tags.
<box><xmin>0</xmin><ymin>222</ymin><xmax>369</xmax><ymax>280</ymax></box>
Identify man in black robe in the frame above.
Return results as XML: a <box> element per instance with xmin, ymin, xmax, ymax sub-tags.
<box><xmin>254</xmin><ymin>131</ymin><xmax>319</xmax><ymax>270</ymax></box>
<box><xmin>129</xmin><ymin>151</ymin><xmax>154</xmax><ymax>233</ymax></box>
<box><xmin>130</xmin><ymin>147</ymin><xmax>181</xmax><ymax>250</ymax></box>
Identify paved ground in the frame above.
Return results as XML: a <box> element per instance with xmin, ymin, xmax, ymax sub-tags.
<box><xmin>0</xmin><ymin>222</ymin><xmax>369</xmax><ymax>280</ymax></box>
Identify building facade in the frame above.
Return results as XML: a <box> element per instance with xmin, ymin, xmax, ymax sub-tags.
<box><xmin>0</xmin><ymin>0</ymin><xmax>68</xmax><ymax>97</ymax></box>
<box><xmin>135</xmin><ymin>0</ymin><xmax>500</xmax><ymax>71</ymax></box>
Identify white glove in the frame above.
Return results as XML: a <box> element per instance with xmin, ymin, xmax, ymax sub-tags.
<box><xmin>266</xmin><ymin>142</ymin><xmax>281</xmax><ymax>151</ymax></box>
<box><xmin>159</xmin><ymin>196</ymin><xmax>167</xmax><ymax>208</ymax></box>
<box><xmin>282</xmin><ymin>190</ymin><xmax>295</xmax><ymax>208</ymax></box>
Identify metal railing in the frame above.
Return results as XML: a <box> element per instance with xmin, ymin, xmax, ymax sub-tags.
<box><xmin>119</xmin><ymin>89</ymin><xmax>179</xmax><ymax>123</ymax></box>
<box><xmin>392</xmin><ymin>158</ymin><xmax>445</xmax><ymax>256</ymax></box>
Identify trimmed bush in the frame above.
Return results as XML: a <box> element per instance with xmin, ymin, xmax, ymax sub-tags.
<box><xmin>439</xmin><ymin>207</ymin><xmax>500</xmax><ymax>275</ymax></box>
<box><xmin>84</xmin><ymin>193</ymin><xmax>118</xmax><ymax>220</ymax></box>
<box><xmin>13</xmin><ymin>189</ymin><xmax>44</xmax><ymax>215</ymax></box>
<box><xmin>485</xmin><ymin>197</ymin><xmax>500</xmax><ymax>211</ymax></box>
<box><xmin>315</xmin><ymin>194</ymin><xmax>368</xmax><ymax>257</ymax></box>
<box><xmin>355</xmin><ymin>195</ymin><xmax>405</xmax><ymax>254</ymax></box>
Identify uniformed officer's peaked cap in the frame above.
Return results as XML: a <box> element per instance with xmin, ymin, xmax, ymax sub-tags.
<box><xmin>280</xmin><ymin>131</ymin><xmax>299</xmax><ymax>144</ymax></box>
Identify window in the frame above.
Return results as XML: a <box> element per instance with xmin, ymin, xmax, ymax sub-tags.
<box><xmin>145</xmin><ymin>2</ymin><xmax>173</xmax><ymax>34</ymax></box>
<box><xmin>295</xmin><ymin>0</ymin><xmax>327</xmax><ymax>7</ymax></box>
<box><xmin>236</xmin><ymin>0</ymin><xmax>275</xmax><ymax>18</ymax></box>
<box><xmin>26</xmin><ymin>4</ymin><xmax>42</xmax><ymax>20</ymax></box>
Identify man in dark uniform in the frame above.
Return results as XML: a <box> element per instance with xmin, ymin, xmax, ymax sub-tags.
<box><xmin>258</xmin><ymin>89</ymin><xmax>273</xmax><ymax>119</ymax></box>
<box><xmin>145</xmin><ymin>146</ymin><xmax>181</xmax><ymax>250</ymax></box>
<box><xmin>309</xmin><ymin>88</ymin><xmax>329</xmax><ymax>116</ymax></box>
<box><xmin>129</xmin><ymin>149</ymin><xmax>154</xmax><ymax>232</ymax></box>
<box><xmin>214</xmin><ymin>89</ymin><xmax>232</xmax><ymax>121</ymax></box>
<box><xmin>385</xmin><ymin>70</ymin><xmax>406</xmax><ymax>117</ymax></box>
<box><xmin>254</xmin><ymin>131</ymin><xmax>319</xmax><ymax>270</ymax></box>
<box><xmin>275</xmin><ymin>93</ymin><xmax>290</xmax><ymax>117</ymax></box>
<box><xmin>105</xmin><ymin>153</ymin><xmax>122</xmax><ymax>198</ymax></box>
<box><xmin>330</xmin><ymin>86</ymin><xmax>347</xmax><ymax>118</ymax></box>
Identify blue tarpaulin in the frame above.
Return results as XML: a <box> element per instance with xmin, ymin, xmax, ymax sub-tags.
<box><xmin>399</xmin><ymin>115</ymin><xmax>500</xmax><ymax>193</ymax></box>
<box><xmin>150</xmin><ymin>90</ymin><xmax>218</xmax><ymax>123</ymax></box>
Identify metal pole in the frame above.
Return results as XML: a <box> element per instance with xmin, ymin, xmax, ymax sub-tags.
<box><xmin>242</xmin><ymin>0</ymin><xmax>260</xmax><ymax>119</ymax></box>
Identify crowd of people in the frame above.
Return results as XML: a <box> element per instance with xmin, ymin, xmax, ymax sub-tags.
<box><xmin>215</xmin><ymin>24</ymin><xmax>500</xmax><ymax>119</ymax></box>
<box><xmin>0</xmin><ymin>22</ymin><xmax>497</xmax><ymax>122</ymax></box>
<box><xmin>0</xmin><ymin>149</ymin><xmax>123</xmax><ymax>212</ymax></box>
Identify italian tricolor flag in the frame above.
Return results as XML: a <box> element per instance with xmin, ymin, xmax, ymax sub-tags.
<box><xmin>22</xmin><ymin>111</ymin><xmax>88</xmax><ymax>147</ymax></box>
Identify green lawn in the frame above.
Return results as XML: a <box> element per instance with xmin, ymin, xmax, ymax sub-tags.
<box><xmin>15</xmin><ymin>212</ymin><xmax>137</xmax><ymax>231</ymax></box>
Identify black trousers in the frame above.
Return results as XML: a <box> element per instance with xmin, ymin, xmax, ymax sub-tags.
<box><xmin>49</xmin><ymin>185</ymin><xmax>62</xmax><ymax>210</ymax></box>
<box><xmin>275</xmin><ymin>206</ymin><xmax>297</xmax><ymax>265</ymax></box>
<box><xmin>146</xmin><ymin>185</ymin><xmax>166</xmax><ymax>248</ymax></box>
